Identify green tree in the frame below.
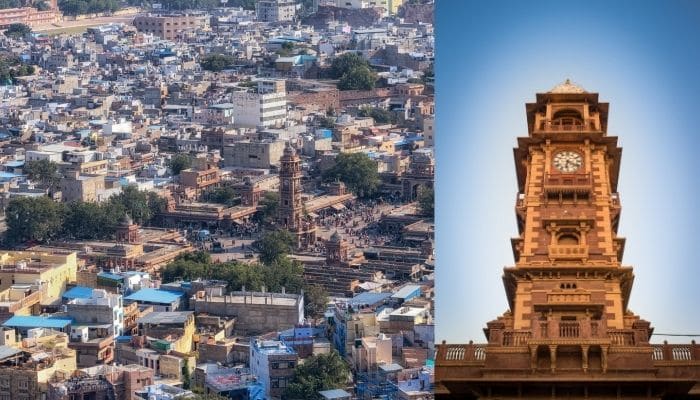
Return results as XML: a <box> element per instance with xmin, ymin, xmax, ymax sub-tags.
<box><xmin>5</xmin><ymin>197</ymin><xmax>64</xmax><ymax>244</ymax></box>
<box><xmin>417</xmin><ymin>186</ymin><xmax>434</xmax><ymax>217</ymax></box>
<box><xmin>329</xmin><ymin>53</ymin><xmax>370</xmax><ymax>79</ymax></box>
<box><xmin>256</xmin><ymin>192</ymin><xmax>279</xmax><ymax>226</ymax></box>
<box><xmin>36</xmin><ymin>1</ymin><xmax>51</xmax><ymax>10</ymax></box>
<box><xmin>255</xmin><ymin>230</ymin><xmax>295</xmax><ymax>265</ymax></box>
<box><xmin>284</xmin><ymin>351</ymin><xmax>350</xmax><ymax>400</ymax></box>
<box><xmin>200</xmin><ymin>54</ymin><xmax>235</xmax><ymax>72</ymax></box>
<box><xmin>264</xmin><ymin>257</ymin><xmax>304</xmax><ymax>293</ymax></box>
<box><xmin>62</xmin><ymin>201</ymin><xmax>116</xmax><ymax>240</ymax></box>
<box><xmin>109</xmin><ymin>185</ymin><xmax>153</xmax><ymax>225</ymax></box>
<box><xmin>303</xmin><ymin>284</ymin><xmax>329</xmax><ymax>319</ymax></box>
<box><xmin>169</xmin><ymin>153</ymin><xmax>192</xmax><ymax>175</ymax></box>
<box><xmin>322</xmin><ymin>152</ymin><xmax>380</xmax><ymax>198</ymax></box>
<box><xmin>338</xmin><ymin>66</ymin><xmax>376</xmax><ymax>91</ymax></box>
<box><xmin>207</xmin><ymin>186</ymin><xmax>238</xmax><ymax>206</ymax></box>
<box><xmin>24</xmin><ymin>159</ymin><xmax>61</xmax><ymax>188</ymax></box>
<box><xmin>358</xmin><ymin>106</ymin><xmax>393</xmax><ymax>124</ymax></box>
<box><xmin>4</xmin><ymin>23</ymin><xmax>31</xmax><ymax>38</ymax></box>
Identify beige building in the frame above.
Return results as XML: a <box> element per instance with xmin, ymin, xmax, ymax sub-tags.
<box><xmin>222</xmin><ymin>139</ymin><xmax>286</xmax><ymax>169</ymax></box>
<box><xmin>60</xmin><ymin>172</ymin><xmax>107</xmax><ymax>203</ymax></box>
<box><xmin>351</xmin><ymin>334</ymin><xmax>393</xmax><ymax>372</ymax></box>
<box><xmin>0</xmin><ymin>251</ymin><xmax>77</xmax><ymax>304</ymax></box>
<box><xmin>133</xmin><ymin>14</ymin><xmax>209</xmax><ymax>41</ymax></box>
<box><xmin>0</xmin><ymin>336</ymin><xmax>77</xmax><ymax>400</ymax></box>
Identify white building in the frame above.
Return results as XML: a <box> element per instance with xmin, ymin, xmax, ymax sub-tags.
<box><xmin>256</xmin><ymin>0</ymin><xmax>298</xmax><ymax>22</ymax></box>
<box><xmin>230</xmin><ymin>80</ymin><xmax>287</xmax><ymax>129</ymax></box>
<box><xmin>193</xmin><ymin>103</ymin><xmax>236</xmax><ymax>126</ymax></box>
<box><xmin>67</xmin><ymin>289</ymin><xmax>124</xmax><ymax>338</ymax></box>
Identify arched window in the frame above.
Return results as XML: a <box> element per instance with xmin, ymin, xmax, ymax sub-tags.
<box><xmin>557</xmin><ymin>234</ymin><xmax>579</xmax><ymax>245</ymax></box>
<box><xmin>552</xmin><ymin>109</ymin><xmax>583</xmax><ymax>126</ymax></box>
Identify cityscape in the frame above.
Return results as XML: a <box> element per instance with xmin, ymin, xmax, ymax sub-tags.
<box><xmin>0</xmin><ymin>1</ymin><xmax>435</xmax><ymax>400</ymax></box>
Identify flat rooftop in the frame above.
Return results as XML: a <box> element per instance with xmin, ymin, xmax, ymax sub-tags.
<box><xmin>138</xmin><ymin>311</ymin><xmax>193</xmax><ymax>325</ymax></box>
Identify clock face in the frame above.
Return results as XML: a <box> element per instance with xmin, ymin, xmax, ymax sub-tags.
<box><xmin>553</xmin><ymin>151</ymin><xmax>583</xmax><ymax>173</ymax></box>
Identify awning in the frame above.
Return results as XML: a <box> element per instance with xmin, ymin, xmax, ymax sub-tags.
<box><xmin>331</xmin><ymin>204</ymin><xmax>346</xmax><ymax>211</ymax></box>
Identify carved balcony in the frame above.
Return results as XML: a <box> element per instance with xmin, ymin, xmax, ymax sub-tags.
<box><xmin>548</xmin><ymin>244</ymin><xmax>588</xmax><ymax>261</ymax></box>
<box><xmin>543</xmin><ymin>173</ymin><xmax>592</xmax><ymax>195</ymax></box>
<box><xmin>536</xmin><ymin>119</ymin><xmax>599</xmax><ymax>133</ymax></box>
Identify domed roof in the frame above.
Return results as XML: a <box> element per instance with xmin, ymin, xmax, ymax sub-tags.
<box><xmin>283</xmin><ymin>142</ymin><xmax>296</xmax><ymax>157</ymax></box>
<box><xmin>329</xmin><ymin>231</ymin><xmax>341</xmax><ymax>242</ymax></box>
<box><xmin>548</xmin><ymin>79</ymin><xmax>586</xmax><ymax>94</ymax></box>
<box><xmin>119</xmin><ymin>213</ymin><xmax>134</xmax><ymax>226</ymax></box>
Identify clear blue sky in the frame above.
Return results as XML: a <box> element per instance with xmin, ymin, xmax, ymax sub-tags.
<box><xmin>435</xmin><ymin>0</ymin><xmax>700</xmax><ymax>344</ymax></box>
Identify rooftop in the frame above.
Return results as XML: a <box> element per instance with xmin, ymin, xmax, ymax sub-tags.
<box><xmin>125</xmin><ymin>288</ymin><xmax>183</xmax><ymax>304</ymax></box>
<box><xmin>62</xmin><ymin>286</ymin><xmax>94</xmax><ymax>300</ymax></box>
<box><xmin>138</xmin><ymin>311</ymin><xmax>193</xmax><ymax>325</ymax></box>
<box><xmin>3</xmin><ymin>315</ymin><xmax>74</xmax><ymax>329</ymax></box>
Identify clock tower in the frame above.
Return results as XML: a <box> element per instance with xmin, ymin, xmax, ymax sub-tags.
<box><xmin>435</xmin><ymin>81</ymin><xmax>700</xmax><ymax>399</ymax></box>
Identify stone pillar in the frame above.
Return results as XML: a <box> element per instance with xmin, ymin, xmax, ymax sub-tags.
<box><xmin>581</xmin><ymin>345</ymin><xmax>589</xmax><ymax>373</ymax></box>
<box><xmin>549</xmin><ymin>345</ymin><xmax>557</xmax><ymax>373</ymax></box>
<box><xmin>529</xmin><ymin>345</ymin><xmax>538</xmax><ymax>372</ymax></box>
<box><xmin>486</xmin><ymin>320</ymin><xmax>505</xmax><ymax>346</ymax></box>
<box><xmin>601</xmin><ymin>345</ymin><xmax>609</xmax><ymax>374</ymax></box>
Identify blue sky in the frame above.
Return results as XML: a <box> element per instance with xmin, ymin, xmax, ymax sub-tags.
<box><xmin>435</xmin><ymin>0</ymin><xmax>700</xmax><ymax>344</ymax></box>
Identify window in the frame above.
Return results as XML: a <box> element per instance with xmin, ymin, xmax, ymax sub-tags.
<box><xmin>271</xmin><ymin>362</ymin><xmax>279</xmax><ymax>369</ymax></box>
<box><xmin>557</xmin><ymin>234</ymin><xmax>579</xmax><ymax>245</ymax></box>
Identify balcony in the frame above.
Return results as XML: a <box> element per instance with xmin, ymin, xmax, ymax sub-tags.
<box><xmin>543</xmin><ymin>173</ymin><xmax>592</xmax><ymax>195</ymax></box>
<box><xmin>537</xmin><ymin>119</ymin><xmax>598</xmax><ymax>132</ymax></box>
<box><xmin>548</xmin><ymin>244</ymin><xmax>588</xmax><ymax>261</ymax></box>
<box><xmin>437</xmin><ymin>342</ymin><xmax>486</xmax><ymax>363</ymax></box>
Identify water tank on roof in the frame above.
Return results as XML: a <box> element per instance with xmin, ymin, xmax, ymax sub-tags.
<box><xmin>94</xmin><ymin>289</ymin><xmax>107</xmax><ymax>298</ymax></box>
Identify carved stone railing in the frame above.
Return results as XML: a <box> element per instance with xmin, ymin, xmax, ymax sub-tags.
<box><xmin>436</xmin><ymin>341</ymin><xmax>486</xmax><ymax>363</ymax></box>
<box><xmin>559</xmin><ymin>321</ymin><xmax>581</xmax><ymax>338</ymax></box>
<box><xmin>537</xmin><ymin>119</ymin><xmax>598</xmax><ymax>132</ymax></box>
<box><xmin>503</xmin><ymin>330</ymin><xmax>532</xmax><ymax>346</ymax></box>
<box><xmin>608</xmin><ymin>329</ymin><xmax>635</xmax><ymax>346</ymax></box>
<box><xmin>652</xmin><ymin>341</ymin><xmax>700</xmax><ymax>362</ymax></box>
<box><xmin>548</xmin><ymin>244</ymin><xmax>588</xmax><ymax>261</ymax></box>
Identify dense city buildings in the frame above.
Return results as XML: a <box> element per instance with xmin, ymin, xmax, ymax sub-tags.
<box><xmin>434</xmin><ymin>82</ymin><xmax>700</xmax><ymax>399</ymax></box>
<box><xmin>0</xmin><ymin>0</ymin><xmax>434</xmax><ymax>399</ymax></box>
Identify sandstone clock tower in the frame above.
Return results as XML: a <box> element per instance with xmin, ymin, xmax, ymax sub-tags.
<box><xmin>435</xmin><ymin>81</ymin><xmax>700</xmax><ymax>399</ymax></box>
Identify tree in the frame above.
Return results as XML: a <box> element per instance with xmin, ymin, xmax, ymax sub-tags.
<box><xmin>109</xmin><ymin>185</ymin><xmax>153</xmax><ymax>225</ymax></box>
<box><xmin>169</xmin><ymin>153</ymin><xmax>192</xmax><ymax>175</ymax></box>
<box><xmin>284</xmin><ymin>351</ymin><xmax>350</xmax><ymax>400</ymax></box>
<box><xmin>24</xmin><ymin>159</ymin><xmax>61</xmax><ymax>188</ymax></box>
<box><xmin>303</xmin><ymin>284</ymin><xmax>329</xmax><ymax>319</ymax></box>
<box><xmin>338</xmin><ymin>66</ymin><xmax>376</xmax><ymax>91</ymax></box>
<box><xmin>4</xmin><ymin>23</ymin><xmax>31</xmax><ymax>38</ymax></box>
<box><xmin>358</xmin><ymin>106</ymin><xmax>393</xmax><ymax>124</ymax></box>
<box><xmin>5</xmin><ymin>197</ymin><xmax>64</xmax><ymax>245</ymax></box>
<box><xmin>207</xmin><ymin>186</ymin><xmax>238</xmax><ymax>206</ymax></box>
<box><xmin>62</xmin><ymin>201</ymin><xmax>116</xmax><ymax>240</ymax></box>
<box><xmin>36</xmin><ymin>1</ymin><xmax>51</xmax><ymax>11</ymax></box>
<box><xmin>417</xmin><ymin>186</ymin><xmax>434</xmax><ymax>217</ymax></box>
<box><xmin>255</xmin><ymin>230</ymin><xmax>295</xmax><ymax>265</ymax></box>
<box><xmin>256</xmin><ymin>192</ymin><xmax>279</xmax><ymax>226</ymax></box>
<box><xmin>264</xmin><ymin>257</ymin><xmax>304</xmax><ymax>293</ymax></box>
<box><xmin>200</xmin><ymin>54</ymin><xmax>235</xmax><ymax>72</ymax></box>
<box><xmin>322</xmin><ymin>152</ymin><xmax>380</xmax><ymax>198</ymax></box>
<box><xmin>329</xmin><ymin>53</ymin><xmax>370</xmax><ymax>79</ymax></box>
